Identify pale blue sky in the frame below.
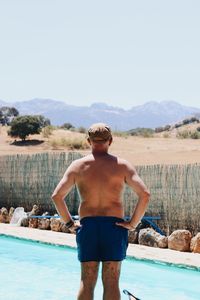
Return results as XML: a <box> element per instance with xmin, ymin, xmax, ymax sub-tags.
<box><xmin>0</xmin><ymin>0</ymin><xmax>200</xmax><ymax>109</ymax></box>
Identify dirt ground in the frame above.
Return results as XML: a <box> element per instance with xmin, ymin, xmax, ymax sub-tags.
<box><xmin>0</xmin><ymin>126</ymin><xmax>200</xmax><ymax>165</ymax></box>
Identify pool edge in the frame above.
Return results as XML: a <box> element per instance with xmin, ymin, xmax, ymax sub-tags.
<box><xmin>1</xmin><ymin>232</ymin><xmax>200</xmax><ymax>272</ymax></box>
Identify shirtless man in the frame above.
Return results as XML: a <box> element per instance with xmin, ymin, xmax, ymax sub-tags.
<box><xmin>52</xmin><ymin>123</ymin><xmax>150</xmax><ymax>300</ymax></box>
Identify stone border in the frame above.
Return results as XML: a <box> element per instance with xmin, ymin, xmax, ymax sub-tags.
<box><xmin>0</xmin><ymin>223</ymin><xmax>200</xmax><ymax>271</ymax></box>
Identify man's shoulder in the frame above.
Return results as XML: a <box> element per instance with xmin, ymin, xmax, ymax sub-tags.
<box><xmin>70</xmin><ymin>155</ymin><xmax>93</xmax><ymax>166</ymax></box>
<box><xmin>108</xmin><ymin>155</ymin><xmax>135</xmax><ymax>171</ymax></box>
<box><xmin>116</xmin><ymin>156</ymin><xmax>133</xmax><ymax>167</ymax></box>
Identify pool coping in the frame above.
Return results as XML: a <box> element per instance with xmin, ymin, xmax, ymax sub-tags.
<box><xmin>0</xmin><ymin>223</ymin><xmax>200</xmax><ymax>271</ymax></box>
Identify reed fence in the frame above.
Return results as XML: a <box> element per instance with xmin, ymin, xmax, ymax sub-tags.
<box><xmin>0</xmin><ymin>152</ymin><xmax>199</xmax><ymax>234</ymax></box>
<box><xmin>0</xmin><ymin>152</ymin><xmax>82</xmax><ymax>215</ymax></box>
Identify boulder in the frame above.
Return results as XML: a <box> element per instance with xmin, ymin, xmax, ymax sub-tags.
<box><xmin>8</xmin><ymin>207</ymin><xmax>15</xmax><ymax>222</ymax></box>
<box><xmin>190</xmin><ymin>233</ymin><xmax>200</xmax><ymax>253</ymax></box>
<box><xmin>138</xmin><ymin>228</ymin><xmax>168</xmax><ymax>248</ymax></box>
<box><xmin>128</xmin><ymin>230</ymin><xmax>139</xmax><ymax>244</ymax></box>
<box><xmin>0</xmin><ymin>207</ymin><xmax>10</xmax><ymax>223</ymax></box>
<box><xmin>168</xmin><ymin>230</ymin><xmax>192</xmax><ymax>251</ymax></box>
<box><xmin>27</xmin><ymin>205</ymin><xmax>40</xmax><ymax>217</ymax></box>
<box><xmin>28</xmin><ymin>217</ymin><xmax>38</xmax><ymax>228</ymax></box>
<box><xmin>128</xmin><ymin>222</ymin><xmax>147</xmax><ymax>244</ymax></box>
<box><xmin>50</xmin><ymin>217</ymin><xmax>62</xmax><ymax>232</ymax></box>
<box><xmin>38</xmin><ymin>218</ymin><xmax>51</xmax><ymax>230</ymax></box>
<box><xmin>21</xmin><ymin>217</ymin><xmax>29</xmax><ymax>227</ymax></box>
<box><xmin>21</xmin><ymin>205</ymin><xmax>40</xmax><ymax>227</ymax></box>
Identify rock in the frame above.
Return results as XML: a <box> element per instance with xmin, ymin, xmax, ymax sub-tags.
<box><xmin>28</xmin><ymin>217</ymin><xmax>38</xmax><ymax>228</ymax></box>
<box><xmin>128</xmin><ymin>230</ymin><xmax>139</xmax><ymax>244</ymax></box>
<box><xmin>128</xmin><ymin>222</ymin><xmax>147</xmax><ymax>244</ymax></box>
<box><xmin>60</xmin><ymin>222</ymin><xmax>71</xmax><ymax>233</ymax></box>
<box><xmin>168</xmin><ymin>230</ymin><xmax>192</xmax><ymax>251</ymax></box>
<box><xmin>21</xmin><ymin>217</ymin><xmax>29</xmax><ymax>227</ymax></box>
<box><xmin>8</xmin><ymin>207</ymin><xmax>15</xmax><ymax>222</ymax></box>
<box><xmin>22</xmin><ymin>205</ymin><xmax>40</xmax><ymax>228</ymax></box>
<box><xmin>0</xmin><ymin>207</ymin><xmax>10</xmax><ymax>223</ymax></box>
<box><xmin>50</xmin><ymin>218</ymin><xmax>62</xmax><ymax>232</ymax></box>
<box><xmin>27</xmin><ymin>205</ymin><xmax>40</xmax><ymax>217</ymax></box>
<box><xmin>38</xmin><ymin>218</ymin><xmax>51</xmax><ymax>230</ymax></box>
<box><xmin>190</xmin><ymin>233</ymin><xmax>200</xmax><ymax>253</ymax></box>
<box><xmin>138</xmin><ymin>228</ymin><xmax>168</xmax><ymax>248</ymax></box>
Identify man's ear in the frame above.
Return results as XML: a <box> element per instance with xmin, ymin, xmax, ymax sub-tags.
<box><xmin>87</xmin><ymin>138</ymin><xmax>91</xmax><ymax>145</ymax></box>
<box><xmin>109</xmin><ymin>137</ymin><xmax>113</xmax><ymax>145</ymax></box>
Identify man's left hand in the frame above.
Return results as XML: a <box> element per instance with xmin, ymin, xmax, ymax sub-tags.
<box><xmin>115</xmin><ymin>221</ymin><xmax>136</xmax><ymax>231</ymax></box>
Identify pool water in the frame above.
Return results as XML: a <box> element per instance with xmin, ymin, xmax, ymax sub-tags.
<box><xmin>0</xmin><ymin>235</ymin><xmax>199</xmax><ymax>300</ymax></box>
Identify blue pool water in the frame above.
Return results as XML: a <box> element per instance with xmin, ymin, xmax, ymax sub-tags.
<box><xmin>0</xmin><ymin>235</ymin><xmax>199</xmax><ymax>300</ymax></box>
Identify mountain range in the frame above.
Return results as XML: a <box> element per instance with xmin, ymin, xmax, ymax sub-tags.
<box><xmin>0</xmin><ymin>98</ymin><xmax>200</xmax><ymax>130</ymax></box>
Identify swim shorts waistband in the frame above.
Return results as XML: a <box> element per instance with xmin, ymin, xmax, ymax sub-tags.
<box><xmin>80</xmin><ymin>216</ymin><xmax>124</xmax><ymax>224</ymax></box>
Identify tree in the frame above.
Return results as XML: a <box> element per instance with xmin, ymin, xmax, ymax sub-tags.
<box><xmin>61</xmin><ymin>122</ymin><xmax>74</xmax><ymax>130</ymax></box>
<box><xmin>35</xmin><ymin>115</ymin><xmax>51</xmax><ymax>127</ymax></box>
<box><xmin>8</xmin><ymin>115</ymin><xmax>43</xmax><ymax>141</ymax></box>
<box><xmin>0</xmin><ymin>106</ymin><xmax>19</xmax><ymax>125</ymax></box>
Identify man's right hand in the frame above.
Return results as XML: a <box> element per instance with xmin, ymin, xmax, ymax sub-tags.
<box><xmin>68</xmin><ymin>221</ymin><xmax>82</xmax><ymax>234</ymax></box>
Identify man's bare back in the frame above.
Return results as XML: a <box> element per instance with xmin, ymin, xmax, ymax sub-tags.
<box><xmin>71</xmin><ymin>153</ymin><xmax>128</xmax><ymax>219</ymax></box>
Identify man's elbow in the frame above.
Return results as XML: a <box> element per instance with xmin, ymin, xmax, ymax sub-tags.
<box><xmin>143</xmin><ymin>189</ymin><xmax>151</xmax><ymax>202</ymax></box>
<box><xmin>51</xmin><ymin>192</ymin><xmax>62</xmax><ymax>203</ymax></box>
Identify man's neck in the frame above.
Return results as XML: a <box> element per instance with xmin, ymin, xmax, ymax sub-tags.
<box><xmin>92</xmin><ymin>149</ymin><xmax>109</xmax><ymax>156</ymax></box>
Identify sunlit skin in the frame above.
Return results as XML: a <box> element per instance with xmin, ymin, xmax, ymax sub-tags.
<box><xmin>52</xmin><ymin>137</ymin><xmax>150</xmax><ymax>300</ymax></box>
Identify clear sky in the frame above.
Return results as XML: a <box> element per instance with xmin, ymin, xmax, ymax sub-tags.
<box><xmin>0</xmin><ymin>0</ymin><xmax>200</xmax><ymax>109</ymax></box>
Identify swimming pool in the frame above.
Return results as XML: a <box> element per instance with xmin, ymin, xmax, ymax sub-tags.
<box><xmin>0</xmin><ymin>235</ymin><xmax>199</xmax><ymax>300</ymax></box>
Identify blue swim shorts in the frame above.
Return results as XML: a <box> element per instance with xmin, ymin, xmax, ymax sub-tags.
<box><xmin>76</xmin><ymin>216</ymin><xmax>128</xmax><ymax>262</ymax></box>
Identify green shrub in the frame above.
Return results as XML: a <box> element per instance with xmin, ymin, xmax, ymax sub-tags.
<box><xmin>164</xmin><ymin>125</ymin><xmax>171</xmax><ymax>131</ymax></box>
<box><xmin>140</xmin><ymin>130</ymin><xmax>154</xmax><ymax>138</ymax></box>
<box><xmin>69</xmin><ymin>138</ymin><xmax>89</xmax><ymax>150</ymax></box>
<box><xmin>176</xmin><ymin>130</ymin><xmax>191</xmax><ymax>139</ymax></box>
<box><xmin>42</xmin><ymin>126</ymin><xmax>54</xmax><ymax>138</ymax></box>
<box><xmin>190</xmin><ymin>131</ymin><xmax>200</xmax><ymax>139</ymax></box>
<box><xmin>190</xmin><ymin>117</ymin><xmax>199</xmax><ymax>123</ymax></box>
<box><xmin>77</xmin><ymin>126</ymin><xmax>87</xmax><ymax>133</ymax></box>
<box><xmin>163</xmin><ymin>132</ymin><xmax>170</xmax><ymax>138</ymax></box>
<box><xmin>182</xmin><ymin>119</ymin><xmax>190</xmax><ymax>125</ymax></box>
<box><xmin>128</xmin><ymin>128</ymin><xmax>154</xmax><ymax>137</ymax></box>
<box><xmin>61</xmin><ymin>123</ymin><xmax>75</xmax><ymax>130</ymax></box>
<box><xmin>112</xmin><ymin>131</ymin><xmax>128</xmax><ymax>138</ymax></box>
<box><xmin>155</xmin><ymin>127</ymin><xmax>164</xmax><ymax>133</ymax></box>
<box><xmin>49</xmin><ymin>137</ymin><xmax>90</xmax><ymax>150</ymax></box>
<box><xmin>176</xmin><ymin>130</ymin><xmax>200</xmax><ymax>139</ymax></box>
<box><xmin>174</xmin><ymin>123</ymin><xmax>182</xmax><ymax>128</ymax></box>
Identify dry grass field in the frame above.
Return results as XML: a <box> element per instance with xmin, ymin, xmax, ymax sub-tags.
<box><xmin>0</xmin><ymin>125</ymin><xmax>200</xmax><ymax>165</ymax></box>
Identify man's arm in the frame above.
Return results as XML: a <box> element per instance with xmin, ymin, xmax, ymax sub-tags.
<box><xmin>51</xmin><ymin>162</ymin><xmax>76</xmax><ymax>224</ymax></box>
<box><xmin>116</xmin><ymin>162</ymin><xmax>150</xmax><ymax>230</ymax></box>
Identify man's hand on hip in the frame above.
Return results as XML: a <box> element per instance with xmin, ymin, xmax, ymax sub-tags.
<box><xmin>115</xmin><ymin>221</ymin><xmax>137</xmax><ymax>231</ymax></box>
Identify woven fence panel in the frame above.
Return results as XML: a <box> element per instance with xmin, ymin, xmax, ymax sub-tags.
<box><xmin>0</xmin><ymin>153</ymin><xmax>200</xmax><ymax>234</ymax></box>
<box><xmin>123</xmin><ymin>164</ymin><xmax>200</xmax><ymax>235</ymax></box>
<box><xmin>0</xmin><ymin>152</ymin><xmax>82</xmax><ymax>215</ymax></box>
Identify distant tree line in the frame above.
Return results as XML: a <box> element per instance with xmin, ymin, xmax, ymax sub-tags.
<box><xmin>155</xmin><ymin>116</ymin><xmax>200</xmax><ymax>133</ymax></box>
<box><xmin>2</xmin><ymin>105</ymin><xmax>200</xmax><ymax>141</ymax></box>
<box><xmin>127</xmin><ymin>127</ymin><xmax>155</xmax><ymax>137</ymax></box>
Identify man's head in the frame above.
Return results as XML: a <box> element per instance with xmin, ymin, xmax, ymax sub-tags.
<box><xmin>87</xmin><ymin>123</ymin><xmax>112</xmax><ymax>152</ymax></box>
<box><xmin>87</xmin><ymin>123</ymin><xmax>112</xmax><ymax>143</ymax></box>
